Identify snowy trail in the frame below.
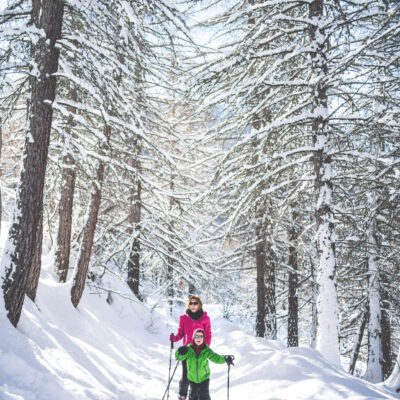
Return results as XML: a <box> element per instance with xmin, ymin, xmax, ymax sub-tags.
<box><xmin>186</xmin><ymin>314</ymin><xmax>396</xmax><ymax>400</ymax></box>
<box><xmin>0</xmin><ymin>263</ymin><xmax>397</xmax><ymax>400</ymax></box>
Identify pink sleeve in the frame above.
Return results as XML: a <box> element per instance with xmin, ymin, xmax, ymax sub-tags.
<box><xmin>204</xmin><ymin>316</ymin><xmax>212</xmax><ymax>346</ymax></box>
<box><xmin>174</xmin><ymin>316</ymin><xmax>184</xmax><ymax>342</ymax></box>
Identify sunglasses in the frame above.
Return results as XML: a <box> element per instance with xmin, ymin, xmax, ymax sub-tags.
<box><xmin>189</xmin><ymin>302</ymin><xmax>199</xmax><ymax>305</ymax></box>
<box><xmin>194</xmin><ymin>335</ymin><xmax>204</xmax><ymax>339</ymax></box>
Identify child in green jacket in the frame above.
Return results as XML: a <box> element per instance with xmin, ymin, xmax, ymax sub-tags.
<box><xmin>175</xmin><ymin>328</ymin><xmax>234</xmax><ymax>400</ymax></box>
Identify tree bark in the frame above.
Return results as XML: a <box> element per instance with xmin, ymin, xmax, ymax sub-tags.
<box><xmin>265</xmin><ymin>233</ymin><xmax>276</xmax><ymax>340</ymax></box>
<box><xmin>55</xmin><ymin>153</ymin><xmax>76</xmax><ymax>282</ymax></box>
<box><xmin>71</xmin><ymin>155</ymin><xmax>105</xmax><ymax>308</ymax></box>
<box><xmin>2</xmin><ymin>0</ymin><xmax>64</xmax><ymax>327</ymax></box>
<box><xmin>188</xmin><ymin>282</ymin><xmax>196</xmax><ymax>296</ymax></box>
<box><xmin>55</xmin><ymin>86</ymin><xmax>77</xmax><ymax>283</ymax></box>
<box><xmin>309</xmin><ymin>0</ymin><xmax>340</xmax><ymax>365</ymax></box>
<box><xmin>255</xmin><ymin>213</ymin><xmax>266</xmax><ymax>338</ymax></box>
<box><xmin>0</xmin><ymin>118</ymin><xmax>2</xmax><ymax>232</ymax></box>
<box><xmin>287</xmin><ymin>207</ymin><xmax>298</xmax><ymax>347</ymax></box>
<box><xmin>381</xmin><ymin>289</ymin><xmax>392</xmax><ymax>380</ymax></box>
<box><xmin>167</xmin><ymin>177</ymin><xmax>175</xmax><ymax>315</ymax></box>
<box><xmin>255</xmin><ymin>205</ymin><xmax>276</xmax><ymax>339</ymax></box>
<box><xmin>348</xmin><ymin>310</ymin><xmax>367</xmax><ymax>375</ymax></box>
<box><xmin>25</xmin><ymin>209</ymin><xmax>43</xmax><ymax>301</ymax></box>
<box><xmin>127</xmin><ymin>165</ymin><xmax>141</xmax><ymax>298</ymax></box>
<box><xmin>310</xmin><ymin>255</ymin><xmax>317</xmax><ymax>349</ymax></box>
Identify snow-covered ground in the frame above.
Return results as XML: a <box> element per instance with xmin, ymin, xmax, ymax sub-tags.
<box><xmin>0</xmin><ymin>226</ymin><xmax>398</xmax><ymax>399</ymax></box>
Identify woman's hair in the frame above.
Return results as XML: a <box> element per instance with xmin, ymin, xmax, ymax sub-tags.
<box><xmin>186</xmin><ymin>295</ymin><xmax>203</xmax><ymax>310</ymax></box>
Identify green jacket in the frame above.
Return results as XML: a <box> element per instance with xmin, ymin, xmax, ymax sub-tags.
<box><xmin>175</xmin><ymin>344</ymin><xmax>226</xmax><ymax>383</ymax></box>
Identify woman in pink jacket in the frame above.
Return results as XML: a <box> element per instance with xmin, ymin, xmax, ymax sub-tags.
<box><xmin>170</xmin><ymin>295</ymin><xmax>212</xmax><ymax>400</ymax></box>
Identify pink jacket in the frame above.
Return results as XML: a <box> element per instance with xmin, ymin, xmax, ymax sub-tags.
<box><xmin>172</xmin><ymin>311</ymin><xmax>212</xmax><ymax>346</ymax></box>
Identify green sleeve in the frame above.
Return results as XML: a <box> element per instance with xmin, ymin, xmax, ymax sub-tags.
<box><xmin>206</xmin><ymin>347</ymin><xmax>226</xmax><ymax>364</ymax></box>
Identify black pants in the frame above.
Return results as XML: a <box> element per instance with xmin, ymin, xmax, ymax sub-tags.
<box><xmin>188</xmin><ymin>379</ymin><xmax>211</xmax><ymax>400</ymax></box>
<box><xmin>179</xmin><ymin>360</ymin><xmax>189</xmax><ymax>397</ymax></box>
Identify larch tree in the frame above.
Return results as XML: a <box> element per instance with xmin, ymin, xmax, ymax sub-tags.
<box><xmin>1</xmin><ymin>0</ymin><xmax>65</xmax><ymax>326</ymax></box>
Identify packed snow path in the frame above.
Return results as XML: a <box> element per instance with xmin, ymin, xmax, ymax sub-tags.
<box><xmin>0</xmin><ymin>266</ymin><xmax>397</xmax><ymax>400</ymax></box>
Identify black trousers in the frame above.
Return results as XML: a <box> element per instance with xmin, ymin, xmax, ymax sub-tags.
<box><xmin>188</xmin><ymin>379</ymin><xmax>211</xmax><ymax>400</ymax></box>
<box><xmin>179</xmin><ymin>360</ymin><xmax>189</xmax><ymax>397</ymax></box>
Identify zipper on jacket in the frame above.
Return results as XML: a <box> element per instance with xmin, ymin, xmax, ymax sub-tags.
<box><xmin>196</xmin><ymin>357</ymin><xmax>199</xmax><ymax>382</ymax></box>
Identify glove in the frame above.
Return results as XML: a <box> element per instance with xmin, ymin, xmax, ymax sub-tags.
<box><xmin>169</xmin><ymin>333</ymin><xmax>175</xmax><ymax>342</ymax></box>
<box><xmin>178</xmin><ymin>346</ymin><xmax>189</xmax><ymax>356</ymax></box>
<box><xmin>225</xmin><ymin>355</ymin><xmax>235</xmax><ymax>365</ymax></box>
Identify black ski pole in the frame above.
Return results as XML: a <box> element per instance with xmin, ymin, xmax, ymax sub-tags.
<box><xmin>227</xmin><ymin>355</ymin><xmax>234</xmax><ymax>400</ymax></box>
<box><xmin>227</xmin><ymin>363</ymin><xmax>230</xmax><ymax>400</ymax></box>
<box><xmin>162</xmin><ymin>360</ymin><xmax>180</xmax><ymax>400</ymax></box>
<box><xmin>167</xmin><ymin>340</ymin><xmax>174</xmax><ymax>400</ymax></box>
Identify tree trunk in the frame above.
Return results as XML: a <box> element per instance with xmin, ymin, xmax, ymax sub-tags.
<box><xmin>167</xmin><ymin>258</ymin><xmax>174</xmax><ymax>314</ymax></box>
<box><xmin>55</xmin><ymin>86</ymin><xmax>77</xmax><ymax>283</ymax></box>
<box><xmin>71</xmin><ymin>157</ymin><xmax>105</xmax><ymax>308</ymax></box>
<box><xmin>310</xmin><ymin>254</ymin><xmax>317</xmax><ymax>349</ymax></box>
<box><xmin>127</xmin><ymin>166</ymin><xmax>141</xmax><ymax>298</ymax></box>
<box><xmin>365</xmin><ymin>65</ymin><xmax>389</xmax><ymax>383</ymax></box>
<box><xmin>287</xmin><ymin>207</ymin><xmax>298</xmax><ymax>347</ymax></box>
<box><xmin>265</xmin><ymin>235</ymin><xmax>276</xmax><ymax>340</ymax></box>
<box><xmin>348</xmin><ymin>310</ymin><xmax>367</xmax><ymax>375</ymax></box>
<box><xmin>167</xmin><ymin>177</ymin><xmax>175</xmax><ymax>315</ymax></box>
<box><xmin>55</xmin><ymin>153</ymin><xmax>76</xmax><ymax>282</ymax></box>
<box><xmin>0</xmin><ymin>118</ymin><xmax>2</xmax><ymax>232</ymax></box>
<box><xmin>25</xmin><ymin>209</ymin><xmax>43</xmax><ymax>301</ymax></box>
<box><xmin>188</xmin><ymin>282</ymin><xmax>196</xmax><ymax>296</ymax></box>
<box><xmin>1</xmin><ymin>0</ymin><xmax>64</xmax><ymax>327</ymax></box>
<box><xmin>381</xmin><ymin>289</ymin><xmax>392</xmax><ymax>380</ymax></box>
<box><xmin>255</xmin><ymin>214</ymin><xmax>266</xmax><ymax>337</ymax></box>
<box><xmin>365</xmin><ymin>218</ymin><xmax>383</xmax><ymax>383</ymax></box>
<box><xmin>309</xmin><ymin>0</ymin><xmax>340</xmax><ymax>366</ymax></box>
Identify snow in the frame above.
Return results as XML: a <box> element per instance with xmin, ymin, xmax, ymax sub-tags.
<box><xmin>386</xmin><ymin>351</ymin><xmax>400</xmax><ymax>393</ymax></box>
<box><xmin>0</xmin><ymin>230</ymin><xmax>398</xmax><ymax>400</ymax></box>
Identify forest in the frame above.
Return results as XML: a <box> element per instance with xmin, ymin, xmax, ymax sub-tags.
<box><xmin>0</xmin><ymin>0</ymin><xmax>399</xmax><ymax>396</ymax></box>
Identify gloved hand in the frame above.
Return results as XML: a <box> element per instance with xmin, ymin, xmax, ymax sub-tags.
<box><xmin>178</xmin><ymin>346</ymin><xmax>189</xmax><ymax>356</ymax></box>
<box><xmin>224</xmin><ymin>355</ymin><xmax>235</xmax><ymax>365</ymax></box>
<box><xmin>169</xmin><ymin>333</ymin><xmax>175</xmax><ymax>342</ymax></box>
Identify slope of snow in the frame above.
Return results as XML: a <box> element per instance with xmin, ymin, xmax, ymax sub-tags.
<box><xmin>0</xmin><ymin>228</ymin><xmax>398</xmax><ymax>399</ymax></box>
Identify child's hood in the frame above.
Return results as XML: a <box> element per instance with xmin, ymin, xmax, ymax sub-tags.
<box><xmin>192</xmin><ymin>328</ymin><xmax>206</xmax><ymax>343</ymax></box>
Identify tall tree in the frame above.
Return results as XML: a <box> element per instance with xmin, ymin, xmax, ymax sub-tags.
<box><xmin>309</xmin><ymin>0</ymin><xmax>340</xmax><ymax>366</ymax></box>
<box><xmin>2</xmin><ymin>0</ymin><xmax>64</xmax><ymax>326</ymax></box>
<box><xmin>55</xmin><ymin>85</ymin><xmax>77</xmax><ymax>283</ymax></box>
<box><xmin>126</xmin><ymin>144</ymin><xmax>142</xmax><ymax>297</ymax></box>
<box><xmin>255</xmin><ymin>205</ymin><xmax>266</xmax><ymax>337</ymax></box>
<box><xmin>71</xmin><ymin>138</ymin><xmax>107</xmax><ymax>308</ymax></box>
<box><xmin>0</xmin><ymin>117</ymin><xmax>2</xmax><ymax>232</ymax></box>
<box><xmin>287</xmin><ymin>203</ymin><xmax>299</xmax><ymax>347</ymax></box>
